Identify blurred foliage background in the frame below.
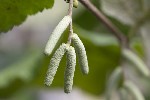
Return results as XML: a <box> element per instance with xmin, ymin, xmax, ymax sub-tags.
<box><xmin>0</xmin><ymin>0</ymin><xmax>150</xmax><ymax>100</ymax></box>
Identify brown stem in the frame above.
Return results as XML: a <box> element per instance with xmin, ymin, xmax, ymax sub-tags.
<box><xmin>67</xmin><ymin>21</ymin><xmax>73</xmax><ymax>44</ymax></box>
<box><xmin>79</xmin><ymin>0</ymin><xmax>129</xmax><ymax>48</ymax></box>
<box><xmin>67</xmin><ymin>0</ymin><xmax>74</xmax><ymax>45</ymax></box>
<box><xmin>68</xmin><ymin>0</ymin><xmax>73</xmax><ymax>16</ymax></box>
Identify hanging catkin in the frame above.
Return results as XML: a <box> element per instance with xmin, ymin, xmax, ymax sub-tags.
<box><xmin>122</xmin><ymin>49</ymin><xmax>150</xmax><ymax>77</ymax></box>
<box><xmin>106</xmin><ymin>67</ymin><xmax>122</xmax><ymax>100</ymax></box>
<box><xmin>45</xmin><ymin>43</ymin><xmax>67</xmax><ymax>86</ymax></box>
<box><xmin>64</xmin><ymin>46</ymin><xmax>76</xmax><ymax>93</ymax></box>
<box><xmin>72</xmin><ymin>33</ymin><xmax>89</xmax><ymax>75</ymax></box>
<box><xmin>44</xmin><ymin>16</ymin><xmax>71</xmax><ymax>56</ymax></box>
<box><xmin>124</xmin><ymin>81</ymin><xmax>145</xmax><ymax>100</ymax></box>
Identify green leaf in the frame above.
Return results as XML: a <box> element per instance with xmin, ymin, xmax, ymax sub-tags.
<box><xmin>0</xmin><ymin>0</ymin><xmax>54</xmax><ymax>33</ymax></box>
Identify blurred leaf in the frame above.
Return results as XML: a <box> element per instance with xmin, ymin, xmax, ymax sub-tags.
<box><xmin>0</xmin><ymin>50</ymin><xmax>43</xmax><ymax>88</ymax></box>
<box><xmin>11</xmin><ymin>88</ymin><xmax>38</xmax><ymax>100</ymax></box>
<box><xmin>74</xmin><ymin>25</ymin><xmax>118</xmax><ymax>46</ymax></box>
<box><xmin>0</xmin><ymin>0</ymin><xmax>54</xmax><ymax>33</ymax></box>
<box><xmin>101</xmin><ymin>0</ymin><xmax>150</xmax><ymax>25</ymax></box>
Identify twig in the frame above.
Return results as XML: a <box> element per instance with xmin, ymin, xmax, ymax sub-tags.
<box><xmin>67</xmin><ymin>0</ymin><xmax>74</xmax><ymax>45</ymax></box>
<box><xmin>68</xmin><ymin>0</ymin><xmax>73</xmax><ymax>16</ymax></box>
<box><xmin>78</xmin><ymin>0</ymin><xmax>129</xmax><ymax>48</ymax></box>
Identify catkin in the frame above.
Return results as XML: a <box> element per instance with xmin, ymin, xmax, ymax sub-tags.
<box><xmin>45</xmin><ymin>43</ymin><xmax>67</xmax><ymax>86</ymax></box>
<box><xmin>124</xmin><ymin>81</ymin><xmax>145</xmax><ymax>100</ymax></box>
<box><xmin>106</xmin><ymin>67</ymin><xmax>122</xmax><ymax>100</ymax></box>
<box><xmin>44</xmin><ymin>16</ymin><xmax>71</xmax><ymax>56</ymax></box>
<box><xmin>72</xmin><ymin>33</ymin><xmax>89</xmax><ymax>75</ymax></box>
<box><xmin>122</xmin><ymin>49</ymin><xmax>150</xmax><ymax>77</ymax></box>
<box><xmin>64</xmin><ymin>46</ymin><xmax>76</xmax><ymax>93</ymax></box>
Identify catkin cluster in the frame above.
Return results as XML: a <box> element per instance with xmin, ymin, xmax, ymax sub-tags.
<box><xmin>106</xmin><ymin>67</ymin><xmax>146</xmax><ymax>100</ymax></box>
<box><xmin>105</xmin><ymin>48</ymin><xmax>150</xmax><ymax>100</ymax></box>
<box><xmin>44</xmin><ymin>12</ymin><xmax>89</xmax><ymax>93</ymax></box>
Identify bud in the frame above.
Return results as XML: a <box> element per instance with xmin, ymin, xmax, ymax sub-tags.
<box><xmin>73</xmin><ymin>0</ymin><xmax>78</xmax><ymax>8</ymax></box>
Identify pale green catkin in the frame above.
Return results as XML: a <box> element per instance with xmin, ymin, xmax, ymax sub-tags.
<box><xmin>64</xmin><ymin>46</ymin><xmax>76</xmax><ymax>93</ymax></box>
<box><xmin>72</xmin><ymin>33</ymin><xmax>89</xmax><ymax>75</ymax></box>
<box><xmin>45</xmin><ymin>43</ymin><xmax>67</xmax><ymax>86</ymax></box>
<box><xmin>106</xmin><ymin>67</ymin><xmax>122</xmax><ymax>100</ymax></box>
<box><xmin>44</xmin><ymin>16</ymin><xmax>71</xmax><ymax>56</ymax></box>
<box><xmin>124</xmin><ymin>81</ymin><xmax>145</xmax><ymax>100</ymax></box>
<box><xmin>122</xmin><ymin>49</ymin><xmax>150</xmax><ymax>77</ymax></box>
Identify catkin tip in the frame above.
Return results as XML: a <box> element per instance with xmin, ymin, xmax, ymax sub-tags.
<box><xmin>44</xmin><ymin>82</ymin><xmax>51</xmax><ymax>87</ymax></box>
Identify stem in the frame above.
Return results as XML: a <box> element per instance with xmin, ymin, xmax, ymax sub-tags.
<box><xmin>68</xmin><ymin>0</ymin><xmax>73</xmax><ymax>16</ymax></box>
<box><xmin>67</xmin><ymin>21</ymin><xmax>73</xmax><ymax>45</ymax></box>
<box><xmin>78</xmin><ymin>0</ymin><xmax>129</xmax><ymax>48</ymax></box>
<box><xmin>67</xmin><ymin>0</ymin><xmax>74</xmax><ymax>45</ymax></box>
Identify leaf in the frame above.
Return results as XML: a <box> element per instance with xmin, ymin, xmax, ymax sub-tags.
<box><xmin>0</xmin><ymin>0</ymin><xmax>54</xmax><ymax>33</ymax></box>
<box><xmin>101</xmin><ymin>0</ymin><xmax>149</xmax><ymax>25</ymax></box>
<box><xmin>74</xmin><ymin>25</ymin><xmax>118</xmax><ymax>46</ymax></box>
<box><xmin>0</xmin><ymin>50</ymin><xmax>43</xmax><ymax>88</ymax></box>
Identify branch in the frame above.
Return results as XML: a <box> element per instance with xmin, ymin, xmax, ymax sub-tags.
<box><xmin>78</xmin><ymin>0</ymin><xmax>129</xmax><ymax>48</ymax></box>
